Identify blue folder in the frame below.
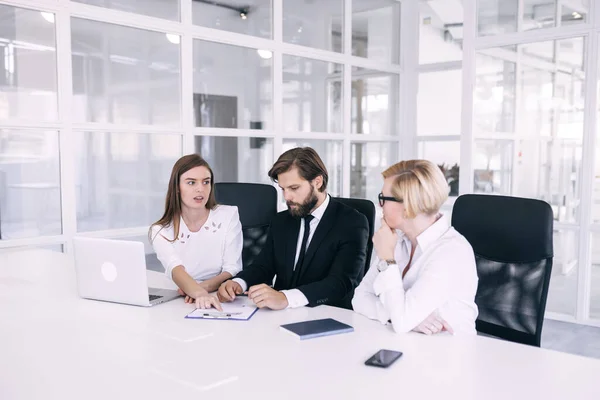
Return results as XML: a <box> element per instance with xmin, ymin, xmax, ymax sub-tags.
<box><xmin>280</xmin><ymin>318</ymin><xmax>354</xmax><ymax>340</ymax></box>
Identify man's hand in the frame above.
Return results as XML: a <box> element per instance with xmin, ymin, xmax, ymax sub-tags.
<box><xmin>185</xmin><ymin>286</ymin><xmax>223</xmax><ymax>311</ymax></box>
<box><xmin>373</xmin><ymin>218</ymin><xmax>398</xmax><ymax>261</ymax></box>
<box><xmin>413</xmin><ymin>311</ymin><xmax>454</xmax><ymax>335</ymax></box>
<box><xmin>217</xmin><ymin>280</ymin><xmax>243</xmax><ymax>302</ymax></box>
<box><xmin>247</xmin><ymin>284</ymin><xmax>288</xmax><ymax>310</ymax></box>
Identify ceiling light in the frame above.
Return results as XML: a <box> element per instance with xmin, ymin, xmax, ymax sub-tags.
<box><xmin>240</xmin><ymin>12</ymin><xmax>247</xmax><ymax>20</ymax></box>
<box><xmin>257</xmin><ymin>49</ymin><xmax>272</xmax><ymax>59</ymax></box>
<box><xmin>40</xmin><ymin>12</ymin><xmax>55</xmax><ymax>24</ymax></box>
<box><xmin>165</xmin><ymin>33</ymin><xmax>180</xmax><ymax>44</ymax></box>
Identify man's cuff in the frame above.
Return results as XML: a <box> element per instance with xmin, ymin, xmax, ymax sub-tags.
<box><xmin>232</xmin><ymin>278</ymin><xmax>248</xmax><ymax>293</ymax></box>
<box><xmin>281</xmin><ymin>289</ymin><xmax>309</xmax><ymax>309</ymax></box>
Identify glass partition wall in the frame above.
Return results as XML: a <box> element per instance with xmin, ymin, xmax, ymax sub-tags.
<box><xmin>0</xmin><ymin>0</ymin><xmax>406</xmax><ymax>260</ymax></box>
<box><xmin>461</xmin><ymin>0</ymin><xmax>600</xmax><ymax>326</ymax></box>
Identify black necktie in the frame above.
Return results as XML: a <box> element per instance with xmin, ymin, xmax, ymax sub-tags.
<box><xmin>291</xmin><ymin>214</ymin><xmax>314</xmax><ymax>287</ymax></box>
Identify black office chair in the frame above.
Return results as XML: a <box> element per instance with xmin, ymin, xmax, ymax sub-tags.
<box><xmin>214</xmin><ymin>183</ymin><xmax>278</xmax><ymax>269</ymax></box>
<box><xmin>451</xmin><ymin>194</ymin><xmax>554</xmax><ymax>347</ymax></box>
<box><xmin>334</xmin><ymin>197</ymin><xmax>376</xmax><ymax>275</ymax></box>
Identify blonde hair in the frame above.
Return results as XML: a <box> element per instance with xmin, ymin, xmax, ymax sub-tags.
<box><xmin>382</xmin><ymin>159</ymin><xmax>449</xmax><ymax>219</ymax></box>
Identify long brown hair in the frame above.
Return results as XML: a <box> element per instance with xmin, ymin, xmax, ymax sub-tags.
<box><xmin>268</xmin><ymin>147</ymin><xmax>329</xmax><ymax>192</ymax></box>
<box><xmin>149</xmin><ymin>154</ymin><xmax>217</xmax><ymax>243</ymax></box>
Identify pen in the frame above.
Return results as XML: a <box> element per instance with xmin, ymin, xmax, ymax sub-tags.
<box><xmin>201</xmin><ymin>311</ymin><xmax>243</xmax><ymax>317</ymax></box>
<box><xmin>203</xmin><ymin>313</ymin><xmax>232</xmax><ymax>318</ymax></box>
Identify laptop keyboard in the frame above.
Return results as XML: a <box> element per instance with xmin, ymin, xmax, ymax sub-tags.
<box><xmin>149</xmin><ymin>294</ymin><xmax>163</xmax><ymax>302</ymax></box>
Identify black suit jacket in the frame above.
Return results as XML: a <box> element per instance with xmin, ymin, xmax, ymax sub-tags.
<box><xmin>234</xmin><ymin>197</ymin><xmax>369</xmax><ymax>309</ymax></box>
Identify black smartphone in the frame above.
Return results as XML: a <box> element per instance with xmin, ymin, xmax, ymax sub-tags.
<box><xmin>364</xmin><ymin>349</ymin><xmax>403</xmax><ymax>368</ymax></box>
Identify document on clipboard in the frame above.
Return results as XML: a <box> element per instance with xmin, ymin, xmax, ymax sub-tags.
<box><xmin>185</xmin><ymin>302</ymin><xmax>258</xmax><ymax>321</ymax></box>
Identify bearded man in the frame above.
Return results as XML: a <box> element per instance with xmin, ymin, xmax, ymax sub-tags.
<box><xmin>218</xmin><ymin>147</ymin><xmax>369</xmax><ymax>310</ymax></box>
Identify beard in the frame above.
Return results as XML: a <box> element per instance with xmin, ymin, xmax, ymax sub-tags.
<box><xmin>287</xmin><ymin>186</ymin><xmax>319</xmax><ymax>218</ymax></box>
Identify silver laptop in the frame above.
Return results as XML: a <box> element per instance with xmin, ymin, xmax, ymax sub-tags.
<box><xmin>73</xmin><ymin>236</ymin><xmax>180</xmax><ymax>307</ymax></box>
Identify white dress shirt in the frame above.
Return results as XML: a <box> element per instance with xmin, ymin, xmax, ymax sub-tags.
<box><xmin>151</xmin><ymin>205</ymin><xmax>243</xmax><ymax>282</ymax></box>
<box><xmin>234</xmin><ymin>194</ymin><xmax>331</xmax><ymax>308</ymax></box>
<box><xmin>352</xmin><ymin>214</ymin><xmax>479</xmax><ymax>335</ymax></box>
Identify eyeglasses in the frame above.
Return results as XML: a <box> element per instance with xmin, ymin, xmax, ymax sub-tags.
<box><xmin>378</xmin><ymin>192</ymin><xmax>403</xmax><ymax>207</ymax></box>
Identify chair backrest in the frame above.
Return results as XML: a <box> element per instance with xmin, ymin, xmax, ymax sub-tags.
<box><xmin>214</xmin><ymin>183</ymin><xmax>277</xmax><ymax>270</ymax></box>
<box><xmin>334</xmin><ymin>197</ymin><xmax>376</xmax><ymax>275</ymax></box>
<box><xmin>451</xmin><ymin>194</ymin><xmax>554</xmax><ymax>347</ymax></box>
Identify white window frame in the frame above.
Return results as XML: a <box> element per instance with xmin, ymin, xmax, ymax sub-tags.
<box><xmin>0</xmin><ymin>0</ymin><xmax>411</xmax><ymax>253</ymax></box>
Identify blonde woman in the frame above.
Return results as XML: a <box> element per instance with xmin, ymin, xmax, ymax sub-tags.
<box><xmin>352</xmin><ymin>160</ymin><xmax>478</xmax><ymax>335</ymax></box>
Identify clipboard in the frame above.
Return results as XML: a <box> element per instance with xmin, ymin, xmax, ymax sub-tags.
<box><xmin>185</xmin><ymin>302</ymin><xmax>258</xmax><ymax>321</ymax></box>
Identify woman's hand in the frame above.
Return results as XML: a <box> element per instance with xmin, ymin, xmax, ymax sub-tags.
<box><xmin>412</xmin><ymin>311</ymin><xmax>454</xmax><ymax>335</ymax></box>
<box><xmin>185</xmin><ymin>285</ymin><xmax>223</xmax><ymax>311</ymax></box>
<box><xmin>373</xmin><ymin>218</ymin><xmax>398</xmax><ymax>261</ymax></box>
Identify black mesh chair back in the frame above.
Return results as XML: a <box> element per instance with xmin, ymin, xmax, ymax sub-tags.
<box><xmin>451</xmin><ymin>194</ymin><xmax>554</xmax><ymax>347</ymax></box>
<box><xmin>334</xmin><ymin>197</ymin><xmax>376</xmax><ymax>275</ymax></box>
<box><xmin>214</xmin><ymin>183</ymin><xmax>277</xmax><ymax>270</ymax></box>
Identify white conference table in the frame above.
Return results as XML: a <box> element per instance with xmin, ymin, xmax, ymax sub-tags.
<box><xmin>1</xmin><ymin>249</ymin><xmax>600</xmax><ymax>400</ymax></box>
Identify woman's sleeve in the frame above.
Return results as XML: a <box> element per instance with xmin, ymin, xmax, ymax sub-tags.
<box><xmin>373</xmin><ymin>243</ymin><xmax>473</xmax><ymax>333</ymax></box>
<box><xmin>351</xmin><ymin>254</ymin><xmax>391</xmax><ymax>324</ymax></box>
<box><xmin>221</xmin><ymin>207</ymin><xmax>243</xmax><ymax>276</ymax></box>
<box><xmin>150</xmin><ymin>225</ymin><xmax>184</xmax><ymax>280</ymax></box>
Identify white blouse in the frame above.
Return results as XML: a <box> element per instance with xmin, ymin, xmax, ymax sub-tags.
<box><xmin>352</xmin><ymin>214</ymin><xmax>479</xmax><ymax>336</ymax></box>
<box><xmin>150</xmin><ymin>205</ymin><xmax>243</xmax><ymax>282</ymax></box>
